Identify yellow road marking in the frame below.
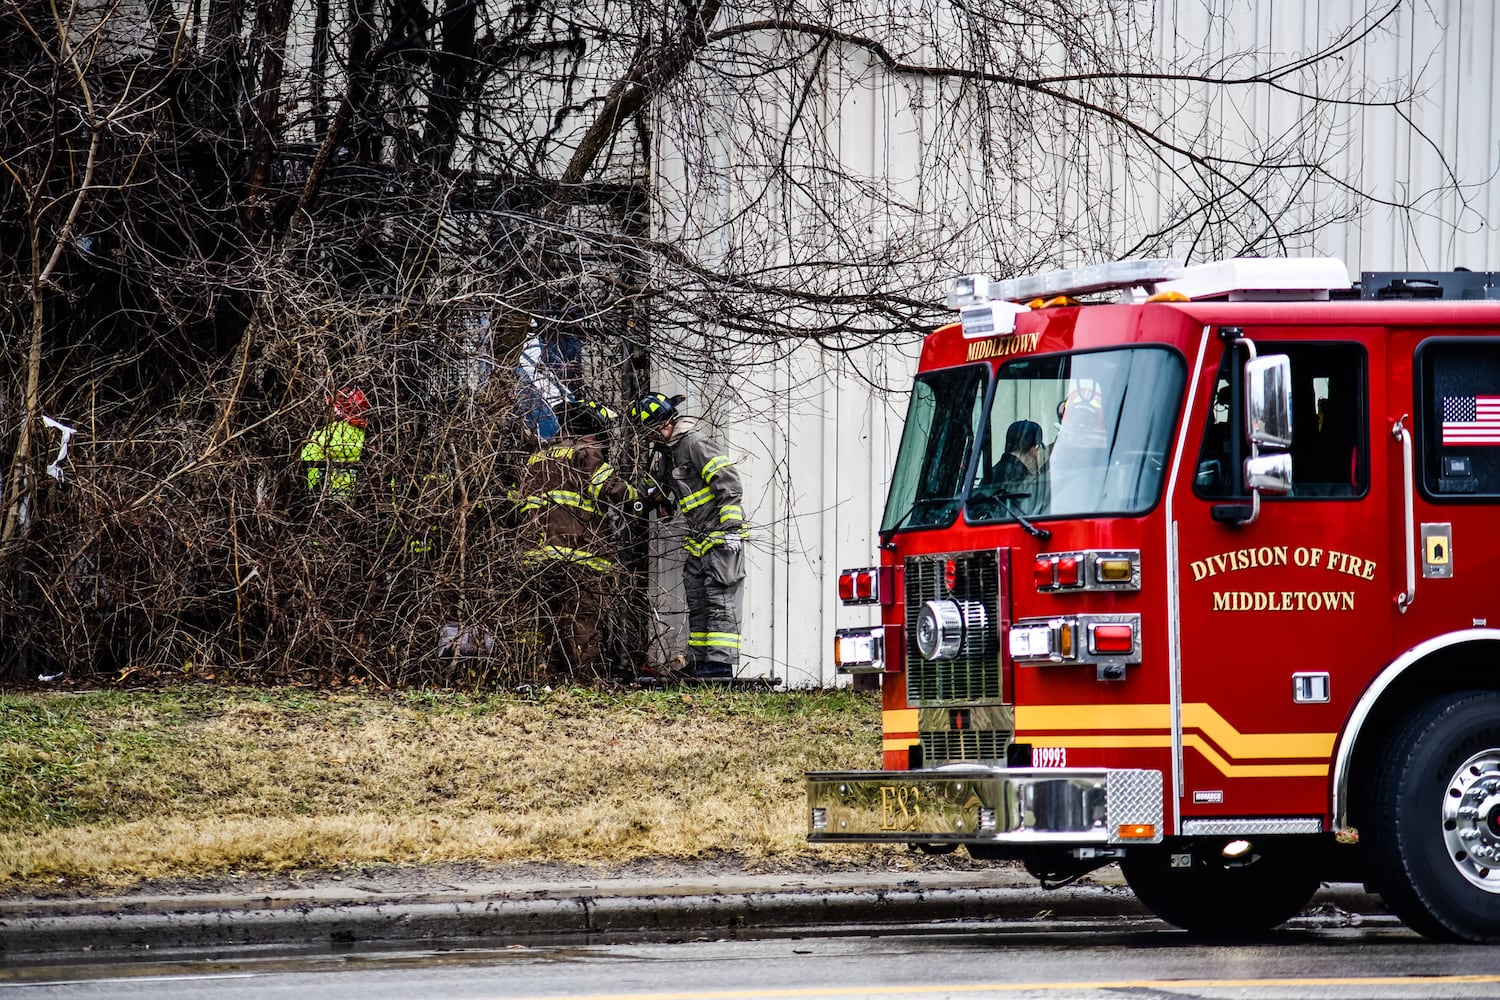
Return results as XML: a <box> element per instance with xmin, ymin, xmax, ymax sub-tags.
<box><xmin>503</xmin><ymin>974</ymin><xmax>1500</xmax><ymax>1000</ymax></box>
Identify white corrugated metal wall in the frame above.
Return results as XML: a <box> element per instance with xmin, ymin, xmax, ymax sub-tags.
<box><xmin>1147</xmin><ymin>0</ymin><xmax>1500</xmax><ymax>270</ymax></box>
<box><xmin>652</xmin><ymin>1</ymin><xmax>1499</xmax><ymax>686</ymax></box>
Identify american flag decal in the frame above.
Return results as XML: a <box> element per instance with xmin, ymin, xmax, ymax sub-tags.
<box><xmin>1442</xmin><ymin>395</ymin><xmax>1500</xmax><ymax>446</ymax></box>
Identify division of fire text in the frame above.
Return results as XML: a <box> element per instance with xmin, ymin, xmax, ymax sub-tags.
<box><xmin>1190</xmin><ymin>545</ymin><xmax>1377</xmax><ymax>613</ymax></box>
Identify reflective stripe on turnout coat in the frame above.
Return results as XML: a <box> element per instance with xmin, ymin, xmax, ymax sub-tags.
<box><xmin>518</xmin><ymin>436</ymin><xmax>639</xmax><ymax>570</ymax></box>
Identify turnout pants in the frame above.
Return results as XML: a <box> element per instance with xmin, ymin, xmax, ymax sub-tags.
<box><xmin>533</xmin><ymin>564</ymin><xmax>610</xmax><ymax>680</ymax></box>
<box><xmin>682</xmin><ymin>544</ymin><xmax>745</xmax><ymax>676</ymax></box>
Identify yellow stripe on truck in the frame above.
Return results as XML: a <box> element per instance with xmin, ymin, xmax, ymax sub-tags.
<box><xmin>1025</xmin><ymin>732</ymin><xmax>1330</xmax><ymax>778</ymax></box>
<box><xmin>1016</xmin><ymin>703</ymin><xmax>1334</xmax><ymax>761</ymax></box>
<box><xmin>882</xmin><ymin>709</ymin><xmax>919</xmax><ymax>735</ymax></box>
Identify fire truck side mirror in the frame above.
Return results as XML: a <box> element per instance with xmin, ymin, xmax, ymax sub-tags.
<box><xmin>1244</xmin><ymin>452</ymin><xmax>1294</xmax><ymax>495</ymax></box>
<box><xmin>1245</xmin><ymin>354</ymin><xmax>1293</xmax><ymax>450</ymax></box>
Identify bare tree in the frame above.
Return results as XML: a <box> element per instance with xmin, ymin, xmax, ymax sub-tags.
<box><xmin>0</xmin><ymin>0</ymin><xmax>1472</xmax><ymax>684</ymax></box>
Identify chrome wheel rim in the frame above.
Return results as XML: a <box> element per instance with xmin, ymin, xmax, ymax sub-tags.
<box><xmin>1442</xmin><ymin>748</ymin><xmax>1500</xmax><ymax>892</ymax></box>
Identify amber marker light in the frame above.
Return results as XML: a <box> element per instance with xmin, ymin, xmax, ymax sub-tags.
<box><xmin>1096</xmin><ymin>557</ymin><xmax>1134</xmax><ymax>582</ymax></box>
<box><xmin>833</xmin><ymin>628</ymin><xmax>884</xmax><ymax>672</ymax></box>
<box><xmin>1119</xmin><ymin>824</ymin><xmax>1156</xmax><ymax>839</ymax></box>
<box><xmin>1057</xmin><ymin>621</ymin><xmax>1074</xmax><ymax>658</ymax></box>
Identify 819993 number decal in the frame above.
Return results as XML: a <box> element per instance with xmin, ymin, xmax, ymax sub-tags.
<box><xmin>1033</xmin><ymin>746</ymin><xmax>1068</xmax><ymax>768</ymax></box>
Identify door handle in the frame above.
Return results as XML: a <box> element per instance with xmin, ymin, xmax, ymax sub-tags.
<box><xmin>1392</xmin><ymin>415</ymin><xmax>1415</xmax><ymax>613</ymax></box>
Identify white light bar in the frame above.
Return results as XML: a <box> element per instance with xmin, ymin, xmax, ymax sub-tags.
<box><xmin>946</xmin><ymin>274</ymin><xmax>1002</xmax><ymax>310</ymax></box>
<box><xmin>992</xmin><ymin>259</ymin><xmax>1184</xmax><ymax>303</ymax></box>
<box><xmin>1147</xmin><ymin>257</ymin><xmax>1350</xmax><ymax>302</ymax></box>
<box><xmin>959</xmin><ymin>301</ymin><xmax>1030</xmax><ymax>339</ymax></box>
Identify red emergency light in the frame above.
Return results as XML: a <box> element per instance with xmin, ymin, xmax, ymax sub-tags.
<box><xmin>837</xmin><ymin>566</ymin><xmax>887</xmax><ymax>606</ymax></box>
<box><xmin>1089</xmin><ymin>622</ymin><xmax>1136</xmax><ymax>655</ymax></box>
<box><xmin>1056</xmin><ymin>555</ymin><xmax>1080</xmax><ymax>587</ymax></box>
<box><xmin>1033</xmin><ymin>554</ymin><xmax>1080</xmax><ymax>589</ymax></box>
<box><xmin>1034</xmin><ymin>551</ymin><xmax>1142</xmax><ymax>593</ymax></box>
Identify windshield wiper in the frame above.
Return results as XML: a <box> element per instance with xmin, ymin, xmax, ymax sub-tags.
<box><xmin>879</xmin><ymin>504</ymin><xmax>915</xmax><ymax>550</ymax></box>
<box><xmin>879</xmin><ymin>497</ymin><xmax>957</xmax><ymax>549</ymax></box>
<box><xmin>980</xmin><ymin>490</ymin><xmax>1052</xmax><ymax>541</ymax></box>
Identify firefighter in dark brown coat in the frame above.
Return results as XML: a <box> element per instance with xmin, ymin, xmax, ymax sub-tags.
<box><xmin>515</xmin><ymin>400</ymin><xmax>641</xmax><ymax>678</ymax></box>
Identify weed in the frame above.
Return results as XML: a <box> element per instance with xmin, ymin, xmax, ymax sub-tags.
<box><xmin>0</xmin><ymin>685</ymin><xmax>882</xmax><ymax>890</ymax></box>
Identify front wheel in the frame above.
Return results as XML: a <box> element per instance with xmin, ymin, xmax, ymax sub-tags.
<box><xmin>1120</xmin><ymin>838</ymin><xmax>1319</xmax><ymax>937</ymax></box>
<box><xmin>1367</xmin><ymin>691</ymin><xmax>1500</xmax><ymax>942</ymax></box>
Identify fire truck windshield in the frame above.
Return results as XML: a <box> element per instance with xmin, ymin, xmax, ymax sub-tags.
<box><xmin>881</xmin><ymin>364</ymin><xmax>987</xmax><ymax>534</ymax></box>
<box><xmin>881</xmin><ymin>347</ymin><xmax>1184</xmax><ymax>535</ymax></box>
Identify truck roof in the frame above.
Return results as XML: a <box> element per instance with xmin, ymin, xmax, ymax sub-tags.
<box><xmin>925</xmin><ymin>297</ymin><xmax>1500</xmax><ymax>372</ymax></box>
<box><xmin>928</xmin><ymin>258</ymin><xmax>1500</xmax><ymax>371</ymax></box>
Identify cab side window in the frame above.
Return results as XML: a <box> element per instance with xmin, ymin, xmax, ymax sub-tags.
<box><xmin>1417</xmin><ymin>339</ymin><xmax>1500</xmax><ymax>497</ymax></box>
<box><xmin>1194</xmin><ymin>367</ymin><xmax>1237</xmax><ymax>496</ymax></box>
<box><xmin>1195</xmin><ymin>342</ymin><xmax>1368</xmax><ymax>500</ymax></box>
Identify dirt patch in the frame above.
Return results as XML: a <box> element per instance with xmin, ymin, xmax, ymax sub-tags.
<box><xmin>9</xmin><ymin>850</ymin><xmax>1024</xmax><ymax>901</ymax></box>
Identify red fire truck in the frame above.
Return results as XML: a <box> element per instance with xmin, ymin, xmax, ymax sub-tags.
<box><xmin>809</xmin><ymin>257</ymin><xmax>1500</xmax><ymax>942</ymax></box>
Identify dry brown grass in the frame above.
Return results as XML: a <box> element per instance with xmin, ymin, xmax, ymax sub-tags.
<box><xmin>0</xmin><ymin>685</ymin><xmax>884</xmax><ymax>890</ymax></box>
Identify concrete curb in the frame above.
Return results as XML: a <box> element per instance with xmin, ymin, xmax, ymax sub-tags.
<box><xmin>0</xmin><ymin>880</ymin><xmax>1392</xmax><ymax>957</ymax></box>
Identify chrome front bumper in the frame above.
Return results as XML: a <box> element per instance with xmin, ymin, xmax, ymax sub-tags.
<box><xmin>807</xmin><ymin>767</ymin><xmax>1163</xmax><ymax>845</ymax></box>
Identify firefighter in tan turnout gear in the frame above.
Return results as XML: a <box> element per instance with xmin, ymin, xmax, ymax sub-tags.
<box><xmin>515</xmin><ymin>400</ymin><xmax>641</xmax><ymax>678</ymax></box>
<box><xmin>631</xmin><ymin>391</ymin><xmax>748</xmax><ymax>680</ymax></box>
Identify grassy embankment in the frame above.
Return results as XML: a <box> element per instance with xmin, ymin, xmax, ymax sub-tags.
<box><xmin>0</xmin><ymin>685</ymin><xmax>890</xmax><ymax>892</ymax></box>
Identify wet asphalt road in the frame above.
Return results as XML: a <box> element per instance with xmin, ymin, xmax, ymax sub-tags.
<box><xmin>6</xmin><ymin>918</ymin><xmax>1500</xmax><ymax>999</ymax></box>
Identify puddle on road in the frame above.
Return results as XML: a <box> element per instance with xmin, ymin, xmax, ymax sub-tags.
<box><xmin>8</xmin><ymin>913</ymin><xmax>1385</xmax><ymax>987</ymax></box>
<box><xmin>0</xmin><ymin>939</ymin><xmax>608</xmax><ymax>987</ymax></box>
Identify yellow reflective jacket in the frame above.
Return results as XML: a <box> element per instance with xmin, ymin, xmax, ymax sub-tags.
<box><xmin>301</xmin><ymin>420</ymin><xmax>365</xmax><ymax>497</ymax></box>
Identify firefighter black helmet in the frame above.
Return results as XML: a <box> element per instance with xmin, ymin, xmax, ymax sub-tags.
<box><xmin>559</xmin><ymin>399</ymin><xmax>617</xmax><ymax>437</ymax></box>
<box><xmin>630</xmin><ymin>391</ymin><xmax>686</xmax><ymax>427</ymax></box>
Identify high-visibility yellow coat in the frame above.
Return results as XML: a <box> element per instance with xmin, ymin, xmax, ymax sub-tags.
<box><xmin>301</xmin><ymin>420</ymin><xmax>365</xmax><ymax>497</ymax></box>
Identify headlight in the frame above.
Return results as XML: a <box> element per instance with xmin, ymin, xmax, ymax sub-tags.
<box><xmin>915</xmin><ymin>599</ymin><xmax>989</xmax><ymax>660</ymax></box>
<box><xmin>834</xmin><ymin>627</ymin><xmax>886</xmax><ymax>673</ymax></box>
<box><xmin>916</xmin><ymin>600</ymin><xmax>963</xmax><ymax>660</ymax></box>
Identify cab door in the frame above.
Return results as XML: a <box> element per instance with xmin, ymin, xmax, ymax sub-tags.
<box><xmin>1397</xmin><ymin>334</ymin><xmax>1500</xmax><ymax>662</ymax></box>
<box><xmin>1171</xmin><ymin>330</ymin><xmax>1392</xmax><ymax>825</ymax></box>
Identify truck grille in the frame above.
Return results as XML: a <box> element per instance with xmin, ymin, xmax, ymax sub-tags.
<box><xmin>920</xmin><ymin>729</ymin><xmax>1010</xmax><ymax>764</ymax></box>
<box><xmin>905</xmin><ymin>551</ymin><xmax>1003</xmax><ymax>706</ymax></box>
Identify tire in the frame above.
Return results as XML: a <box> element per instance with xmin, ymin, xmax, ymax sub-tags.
<box><xmin>1120</xmin><ymin>839</ymin><xmax>1319</xmax><ymax>937</ymax></box>
<box><xmin>1366</xmin><ymin>691</ymin><xmax>1500</xmax><ymax>943</ymax></box>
